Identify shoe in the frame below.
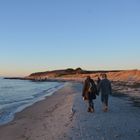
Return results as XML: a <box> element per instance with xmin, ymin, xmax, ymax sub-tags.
<box><xmin>87</xmin><ymin>107</ymin><xmax>94</xmax><ymax>113</ymax></box>
<box><xmin>90</xmin><ymin>107</ymin><xmax>94</xmax><ymax>112</ymax></box>
<box><xmin>87</xmin><ymin>107</ymin><xmax>91</xmax><ymax>112</ymax></box>
<box><xmin>103</xmin><ymin>107</ymin><xmax>108</xmax><ymax>112</ymax></box>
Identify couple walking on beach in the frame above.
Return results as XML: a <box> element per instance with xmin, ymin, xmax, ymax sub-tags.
<box><xmin>82</xmin><ymin>74</ymin><xmax>112</xmax><ymax>112</ymax></box>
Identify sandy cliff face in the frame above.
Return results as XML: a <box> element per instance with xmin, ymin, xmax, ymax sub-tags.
<box><xmin>88</xmin><ymin>70</ymin><xmax>140</xmax><ymax>82</ymax></box>
<box><xmin>64</xmin><ymin>70</ymin><xmax>140</xmax><ymax>82</ymax></box>
<box><xmin>26</xmin><ymin>69</ymin><xmax>140</xmax><ymax>83</ymax></box>
<box><xmin>107</xmin><ymin>70</ymin><xmax>140</xmax><ymax>82</ymax></box>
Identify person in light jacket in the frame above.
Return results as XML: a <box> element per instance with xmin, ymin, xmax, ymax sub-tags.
<box><xmin>98</xmin><ymin>73</ymin><xmax>112</xmax><ymax>112</ymax></box>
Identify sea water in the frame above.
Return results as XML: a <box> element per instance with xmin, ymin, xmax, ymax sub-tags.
<box><xmin>0</xmin><ymin>77</ymin><xmax>64</xmax><ymax>125</ymax></box>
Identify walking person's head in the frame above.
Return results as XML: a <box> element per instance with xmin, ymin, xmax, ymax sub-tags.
<box><xmin>101</xmin><ymin>73</ymin><xmax>107</xmax><ymax>79</ymax></box>
<box><xmin>86</xmin><ymin>75</ymin><xmax>91</xmax><ymax>80</ymax></box>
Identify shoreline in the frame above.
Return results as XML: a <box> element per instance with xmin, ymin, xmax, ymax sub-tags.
<box><xmin>0</xmin><ymin>81</ymin><xmax>65</xmax><ymax>126</ymax></box>
<box><xmin>0</xmin><ymin>82</ymin><xmax>140</xmax><ymax>140</ymax></box>
<box><xmin>0</xmin><ymin>82</ymin><xmax>78</xmax><ymax>140</ymax></box>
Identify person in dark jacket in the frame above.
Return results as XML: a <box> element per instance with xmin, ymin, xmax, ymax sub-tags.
<box><xmin>82</xmin><ymin>76</ymin><xmax>97</xmax><ymax>112</ymax></box>
<box><xmin>98</xmin><ymin>73</ymin><xmax>112</xmax><ymax>112</ymax></box>
<box><xmin>97</xmin><ymin>77</ymin><xmax>101</xmax><ymax>85</ymax></box>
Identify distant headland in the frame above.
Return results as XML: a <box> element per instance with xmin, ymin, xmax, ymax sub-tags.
<box><xmin>4</xmin><ymin>68</ymin><xmax>140</xmax><ymax>83</ymax></box>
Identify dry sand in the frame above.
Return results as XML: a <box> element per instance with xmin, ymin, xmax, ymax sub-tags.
<box><xmin>0</xmin><ymin>82</ymin><xmax>140</xmax><ymax>140</ymax></box>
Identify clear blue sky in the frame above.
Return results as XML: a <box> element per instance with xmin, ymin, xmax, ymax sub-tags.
<box><xmin>0</xmin><ymin>0</ymin><xmax>140</xmax><ymax>76</ymax></box>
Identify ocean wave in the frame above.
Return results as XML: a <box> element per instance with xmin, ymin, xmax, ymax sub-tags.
<box><xmin>0</xmin><ymin>81</ymin><xmax>64</xmax><ymax>125</ymax></box>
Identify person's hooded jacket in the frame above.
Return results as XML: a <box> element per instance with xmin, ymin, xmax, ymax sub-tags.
<box><xmin>82</xmin><ymin>78</ymin><xmax>97</xmax><ymax>100</ymax></box>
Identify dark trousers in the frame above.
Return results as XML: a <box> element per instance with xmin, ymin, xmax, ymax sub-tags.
<box><xmin>101</xmin><ymin>94</ymin><xmax>108</xmax><ymax>106</ymax></box>
<box><xmin>87</xmin><ymin>92</ymin><xmax>94</xmax><ymax>109</ymax></box>
<box><xmin>88</xmin><ymin>99</ymin><xmax>94</xmax><ymax>109</ymax></box>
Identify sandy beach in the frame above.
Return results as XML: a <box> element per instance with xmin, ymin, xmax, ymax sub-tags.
<box><xmin>0</xmin><ymin>82</ymin><xmax>140</xmax><ymax>140</ymax></box>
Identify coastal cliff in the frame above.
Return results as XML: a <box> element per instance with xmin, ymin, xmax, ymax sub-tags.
<box><xmin>26</xmin><ymin>68</ymin><xmax>140</xmax><ymax>83</ymax></box>
<box><xmin>25</xmin><ymin>68</ymin><xmax>120</xmax><ymax>81</ymax></box>
<box><xmin>4</xmin><ymin>68</ymin><xmax>140</xmax><ymax>83</ymax></box>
